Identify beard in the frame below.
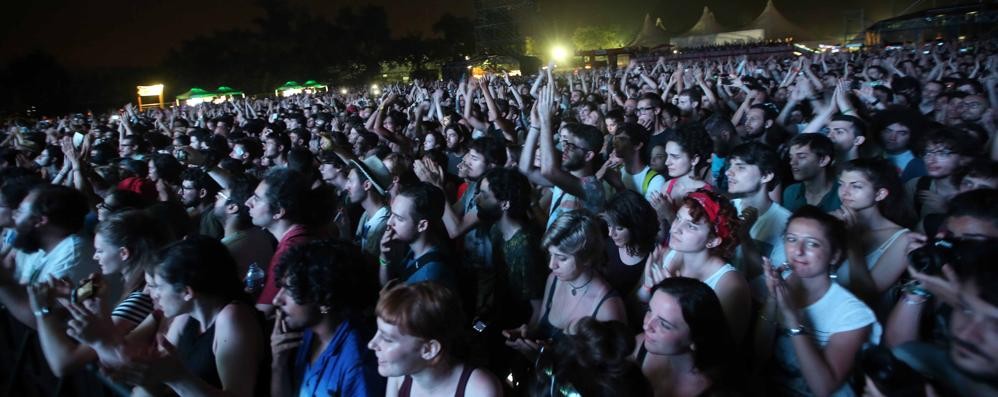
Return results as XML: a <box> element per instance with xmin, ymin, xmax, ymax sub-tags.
<box><xmin>12</xmin><ymin>228</ymin><xmax>42</xmax><ymax>253</ymax></box>
<box><xmin>477</xmin><ymin>203</ymin><xmax>502</xmax><ymax>225</ymax></box>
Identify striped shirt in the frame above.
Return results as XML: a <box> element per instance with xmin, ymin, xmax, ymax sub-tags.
<box><xmin>111</xmin><ymin>291</ymin><xmax>154</xmax><ymax>324</ymax></box>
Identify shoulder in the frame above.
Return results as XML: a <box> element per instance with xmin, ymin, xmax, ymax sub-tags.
<box><xmin>215</xmin><ymin>303</ymin><xmax>261</xmax><ymax>336</ymax></box>
<box><xmin>823</xmin><ymin>285</ymin><xmax>877</xmax><ymax>330</ymax></box>
<box><xmin>464</xmin><ymin>367</ymin><xmax>503</xmax><ymax>397</ymax></box>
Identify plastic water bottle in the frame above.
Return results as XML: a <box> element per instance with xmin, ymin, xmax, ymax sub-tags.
<box><xmin>244</xmin><ymin>262</ymin><xmax>265</xmax><ymax>294</ymax></box>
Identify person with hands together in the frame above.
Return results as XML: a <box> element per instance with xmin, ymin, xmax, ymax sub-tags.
<box><xmin>755</xmin><ymin>206</ymin><xmax>880</xmax><ymax>397</ymax></box>
<box><xmin>32</xmin><ymin>210</ymin><xmax>167</xmax><ymax>377</ymax></box>
<box><xmin>638</xmin><ymin>189</ymin><xmax>750</xmax><ymax>342</ymax></box>
<box><xmin>105</xmin><ymin>237</ymin><xmax>266</xmax><ymax>397</ymax></box>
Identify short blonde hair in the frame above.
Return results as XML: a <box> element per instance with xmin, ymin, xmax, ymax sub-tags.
<box><xmin>542</xmin><ymin>209</ymin><xmax>605</xmax><ymax>267</ymax></box>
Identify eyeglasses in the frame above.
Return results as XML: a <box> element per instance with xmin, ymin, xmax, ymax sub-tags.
<box><xmin>636</xmin><ymin>107</ymin><xmax>656</xmax><ymax>114</ymax></box>
<box><xmin>216</xmin><ymin>191</ymin><xmax>230</xmax><ymax>202</ymax></box>
<box><xmin>96</xmin><ymin>202</ymin><xmax>116</xmax><ymax>212</ymax></box>
<box><xmin>561</xmin><ymin>141</ymin><xmax>591</xmax><ymax>153</ymax></box>
<box><xmin>923</xmin><ymin>150</ymin><xmax>954</xmax><ymax>160</ymax></box>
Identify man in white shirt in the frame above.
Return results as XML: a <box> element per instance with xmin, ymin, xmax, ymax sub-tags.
<box><xmin>0</xmin><ymin>185</ymin><xmax>96</xmax><ymax>327</ymax></box>
<box><xmin>602</xmin><ymin>122</ymin><xmax>666</xmax><ymax>202</ymax></box>
<box><xmin>724</xmin><ymin>142</ymin><xmax>790</xmax><ymax>298</ymax></box>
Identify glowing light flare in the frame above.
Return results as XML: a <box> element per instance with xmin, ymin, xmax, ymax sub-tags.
<box><xmin>550</xmin><ymin>45</ymin><xmax>570</xmax><ymax>63</ymax></box>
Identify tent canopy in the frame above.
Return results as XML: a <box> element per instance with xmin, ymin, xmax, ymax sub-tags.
<box><xmin>684</xmin><ymin>6</ymin><xmax>725</xmax><ymax>36</ymax></box>
<box><xmin>302</xmin><ymin>80</ymin><xmax>327</xmax><ymax>88</ymax></box>
<box><xmin>627</xmin><ymin>14</ymin><xmax>671</xmax><ymax>48</ymax></box>
<box><xmin>176</xmin><ymin>88</ymin><xmax>214</xmax><ymax>100</ymax></box>
<box><xmin>745</xmin><ymin>0</ymin><xmax>812</xmax><ymax>40</ymax></box>
<box><xmin>214</xmin><ymin>86</ymin><xmax>244</xmax><ymax>96</ymax></box>
<box><xmin>277</xmin><ymin>81</ymin><xmax>302</xmax><ymax>90</ymax></box>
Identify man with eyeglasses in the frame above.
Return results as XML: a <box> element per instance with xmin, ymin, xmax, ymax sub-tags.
<box><xmin>636</xmin><ymin>93</ymin><xmax>680</xmax><ymax>153</ymax></box>
<box><xmin>179</xmin><ymin>168</ymin><xmax>224</xmax><ymax>239</ymax></box>
<box><xmin>958</xmin><ymin>95</ymin><xmax>992</xmax><ymax>133</ymax></box>
<box><xmin>213</xmin><ymin>174</ymin><xmax>274</xmax><ymax>278</ymax></box>
<box><xmin>905</xmin><ymin>128</ymin><xmax>977</xmax><ymax>234</ymax></box>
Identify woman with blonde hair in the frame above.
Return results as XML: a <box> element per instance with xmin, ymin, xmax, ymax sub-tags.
<box><xmin>503</xmin><ymin>209</ymin><xmax>627</xmax><ymax>357</ymax></box>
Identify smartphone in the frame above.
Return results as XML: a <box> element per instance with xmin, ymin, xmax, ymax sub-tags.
<box><xmin>72</xmin><ymin>278</ymin><xmax>100</xmax><ymax>304</ymax></box>
<box><xmin>110</xmin><ymin>115</ymin><xmax>121</xmax><ymax>121</ymax></box>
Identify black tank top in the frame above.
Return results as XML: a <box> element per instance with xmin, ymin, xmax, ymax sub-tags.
<box><xmin>398</xmin><ymin>365</ymin><xmax>475</xmax><ymax>397</ymax></box>
<box><xmin>177</xmin><ymin>318</ymin><xmax>221</xmax><ymax>389</ymax></box>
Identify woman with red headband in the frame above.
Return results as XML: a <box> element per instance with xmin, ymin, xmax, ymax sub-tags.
<box><xmin>638</xmin><ymin>188</ymin><xmax>751</xmax><ymax>342</ymax></box>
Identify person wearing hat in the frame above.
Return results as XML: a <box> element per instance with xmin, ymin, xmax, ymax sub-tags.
<box><xmin>344</xmin><ymin>155</ymin><xmax>392</xmax><ymax>261</ymax></box>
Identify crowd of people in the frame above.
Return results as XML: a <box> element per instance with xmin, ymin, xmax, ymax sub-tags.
<box><xmin>1</xmin><ymin>37</ymin><xmax>997</xmax><ymax>396</ymax></box>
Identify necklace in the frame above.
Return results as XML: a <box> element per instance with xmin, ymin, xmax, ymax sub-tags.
<box><xmin>568</xmin><ymin>273</ymin><xmax>594</xmax><ymax>296</ymax></box>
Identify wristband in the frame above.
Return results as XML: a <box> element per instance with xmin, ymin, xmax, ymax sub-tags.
<box><xmin>379</xmin><ymin>257</ymin><xmax>390</xmax><ymax>267</ymax></box>
<box><xmin>781</xmin><ymin>325</ymin><xmax>807</xmax><ymax>337</ymax></box>
<box><xmin>33</xmin><ymin>307</ymin><xmax>51</xmax><ymax>318</ymax></box>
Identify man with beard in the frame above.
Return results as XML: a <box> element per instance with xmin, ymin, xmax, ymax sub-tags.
<box><xmin>179</xmin><ymin>168</ymin><xmax>223</xmax><ymax>239</ymax></box>
<box><xmin>886</xmin><ymin>236</ymin><xmax>998</xmax><ymax>396</ymax></box>
<box><xmin>739</xmin><ymin>103</ymin><xmax>787</xmax><ymax>148</ymax></box>
<box><xmin>919</xmin><ymin>80</ymin><xmax>944</xmax><ymax>117</ymax></box>
<box><xmin>637</xmin><ymin>93</ymin><xmax>680</xmax><ymax>152</ymax></box>
<box><xmin>0</xmin><ymin>185</ymin><xmax>95</xmax><ymax>327</ymax></box>
<box><xmin>443</xmin><ymin>123</ymin><xmax>469</xmax><ymax>177</ymax></box>
<box><xmin>264</xmin><ymin>132</ymin><xmax>290</xmax><ymax>168</ymax></box>
<box><xmin>477</xmin><ymin>168</ymin><xmax>545</xmax><ymax>328</ymax></box>
<box><xmin>600</xmin><ymin>122</ymin><xmax>666</xmax><ymax>201</ymax></box>
<box><xmin>269</xmin><ymin>240</ymin><xmax>384</xmax><ymax>397</ymax></box>
<box><xmin>229</xmin><ymin>137</ymin><xmax>264</xmax><ymax>176</ymax></box>
<box><xmin>214</xmin><ymin>174</ymin><xmax>274</xmax><ymax>278</ymax></box>
<box><xmin>343</xmin><ymin>156</ymin><xmax>391</xmax><ymax>262</ymax></box>
<box><xmin>520</xmin><ymin>79</ymin><xmax>607</xmax><ymax>230</ymax></box>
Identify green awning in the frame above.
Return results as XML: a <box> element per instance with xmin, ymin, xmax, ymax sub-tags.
<box><xmin>215</xmin><ymin>86</ymin><xmax>244</xmax><ymax>96</ymax></box>
<box><xmin>277</xmin><ymin>81</ymin><xmax>303</xmax><ymax>90</ymax></box>
<box><xmin>302</xmin><ymin>80</ymin><xmax>327</xmax><ymax>88</ymax></box>
<box><xmin>176</xmin><ymin>88</ymin><xmax>215</xmax><ymax>100</ymax></box>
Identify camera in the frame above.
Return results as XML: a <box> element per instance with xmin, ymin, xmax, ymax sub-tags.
<box><xmin>906</xmin><ymin>238</ymin><xmax>954</xmax><ymax>276</ymax></box>
<box><xmin>861</xmin><ymin>346</ymin><xmax>928</xmax><ymax>397</ymax></box>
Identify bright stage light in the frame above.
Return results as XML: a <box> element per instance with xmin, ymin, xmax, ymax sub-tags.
<box><xmin>550</xmin><ymin>45</ymin><xmax>570</xmax><ymax>63</ymax></box>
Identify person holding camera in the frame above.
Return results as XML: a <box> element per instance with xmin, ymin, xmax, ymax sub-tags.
<box><xmin>870</xmin><ymin>237</ymin><xmax>998</xmax><ymax>396</ymax></box>
<box><xmin>884</xmin><ymin>188</ymin><xmax>998</xmax><ymax>348</ymax></box>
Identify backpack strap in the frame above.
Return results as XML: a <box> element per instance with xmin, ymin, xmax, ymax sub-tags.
<box><xmin>641</xmin><ymin>169</ymin><xmax>659</xmax><ymax>195</ymax></box>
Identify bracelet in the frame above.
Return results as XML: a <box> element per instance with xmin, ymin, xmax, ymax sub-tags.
<box><xmin>33</xmin><ymin>307</ymin><xmax>51</xmax><ymax>318</ymax></box>
<box><xmin>780</xmin><ymin>324</ymin><xmax>807</xmax><ymax>337</ymax></box>
<box><xmin>379</xmin><ymin>257</ymin><xmax>390</xmax><ymax>267</ymax></box>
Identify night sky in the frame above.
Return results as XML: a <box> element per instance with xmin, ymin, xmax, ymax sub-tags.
<box><xmin>0</xmin><ymin>0</ymin><xmax>966</xmax><ymax>70</ymax></box>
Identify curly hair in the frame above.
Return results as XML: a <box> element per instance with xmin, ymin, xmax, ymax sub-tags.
<box><xmin>680</xmin><ymin>188</ymin><xmax>741</xmax><ymax>259</ymax></box>
<box><xmin>482</xmin><ymin>167</ymin><xmax>533</xmax><ymax>223</ymax></box>
<box><xmin>668</xmin><ymin>124</ymin><xmax>714</xmax><ymax>180</ymax></box>
<box><xmin>274</xmin><ymin>239</ymin><xmax>377</xmax><ymax>317</ymax></box>
<box><xmin>531</xmin><ymin>317</ymin><xmax>651</xmax><ymax>397</ymax></box>
<box><xmin>602</xmin><ymin>190</ymin><xmax>658</xmax><ymax>257</ymax></box>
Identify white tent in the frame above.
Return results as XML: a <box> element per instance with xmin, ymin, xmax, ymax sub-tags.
<box><xmin>672</xmin><ymin>6</ymin><xmax>762</xmax><ymax>47</ymax></box>
<box><xmin>744</xmin><ymin>0</ymin><xmax>812</xmax><ymax>40</ymax></box>
<box><xmin>627</xmin><ymin>13</ymin><xmax>671</xmax><ymax>48</ymax></box>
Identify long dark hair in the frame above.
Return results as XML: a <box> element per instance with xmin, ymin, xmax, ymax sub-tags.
<box><xmin>96</xmin><ymin>210</ymin><xmax>170</xmax><ymax>294</ymax></box>
<box><xmin>650</xmin><ymin>277</ymin><xmax>735</xmax><ymax>383</ymax></box>
<box><xmin>153</xmin><ymin>236</ymin><xmax>247</xmax><ymax>303</ymax></box>
<box><xmin>602</xmin><ymin>190</ymin><xmax>658</xmax><ymax>256</ymax></box>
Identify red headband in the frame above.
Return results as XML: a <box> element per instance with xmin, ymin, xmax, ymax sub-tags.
<box><xmin>687</xmin><ymin>191</ymin><xmax>731</xmax><ymax>242</ymax></box>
